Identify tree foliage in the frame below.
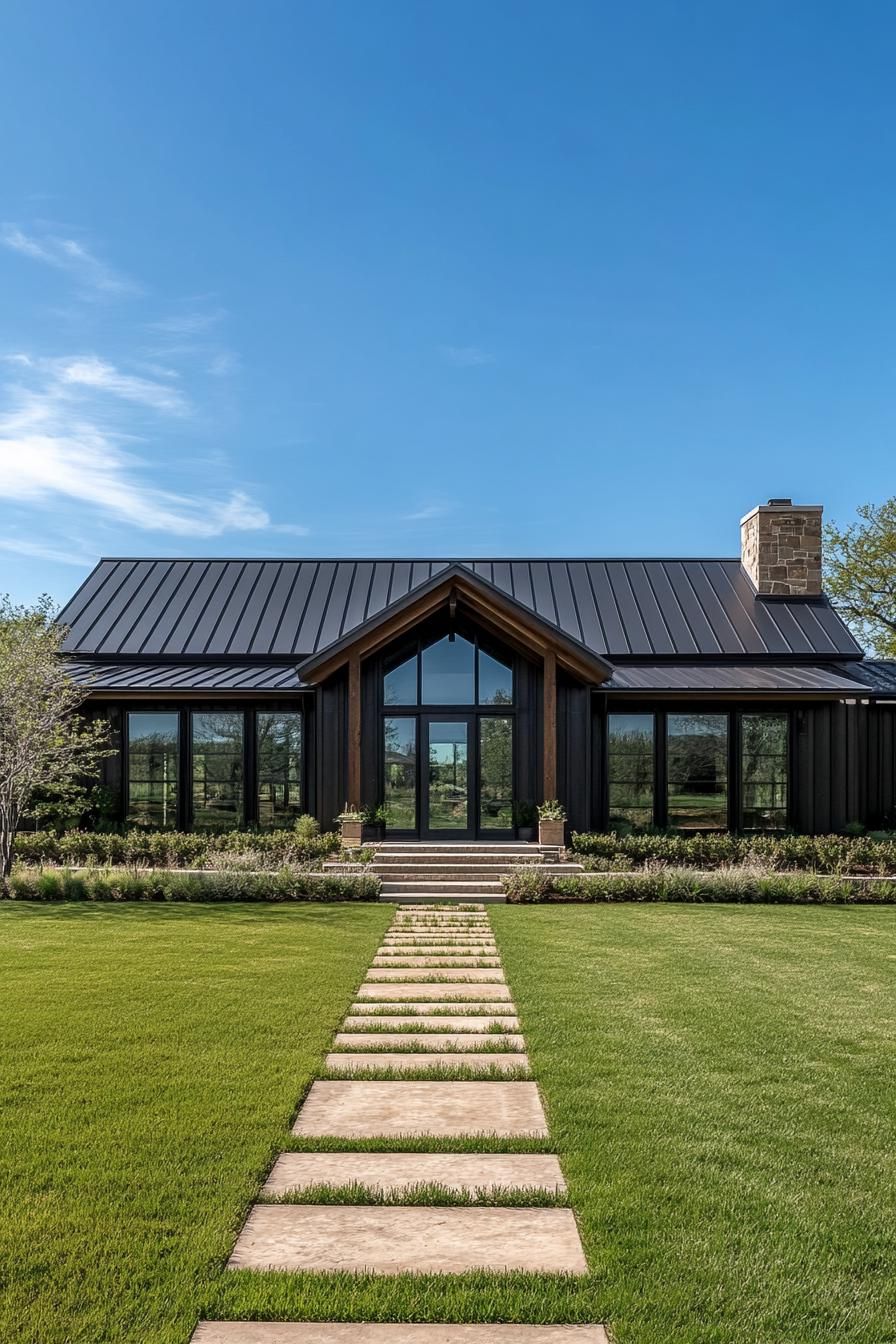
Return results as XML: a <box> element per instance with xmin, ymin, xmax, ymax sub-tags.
<box><xmin>0</xmin><ymin>595</ymin><xmax>113</xmax><ymax>888</ymax></box>
<box><xmin>824</xmin><ymin>499</ymin><xmax>896</xmax><ymax>656</ymax></box>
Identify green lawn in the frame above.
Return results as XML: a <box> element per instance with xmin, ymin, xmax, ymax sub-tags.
<box><xmin>0</xmin><ymin>901</ymin><xmax>389</xmax><ymax>1344</ymax></box>
<box><xmin>491</xmin><ymin>904</ymin><xmax>896</xmax><ymax>1344</ymax></box>
<box><xmin>3</xmin><ymin>902</ymin><xmax>894</xmax><ymax>1344</ymax></box>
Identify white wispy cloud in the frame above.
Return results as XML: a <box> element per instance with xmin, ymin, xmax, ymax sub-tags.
<box><xmin>0</xmin><ymin>227</ymin><xmax>289</xmax><ymax>547</ymax></box>
<box><xmin>403</xmin><ymin>503</ymin><xmax>453</xmax><ymax>522</ymax></box>
<box><xmin>1</xmin><ymin>224</ymin><xmax>139</xmax><ymax>296</ymax></box>
<box><xmin>51</xmin><ymin>355</ymin><xmax>190</xmax><ymax>415</ymax></box>
<box><xmin>147</xmin><ymin>306</ymin><xmax>228</xmax><ymax>336</ymax></box>
<box><xmin>0</xmin><ymin>537</ymin><xmax>96</xmax><ymax>567</ymax></box>
<box><xmin>440</xmin><ymin>344</ymin><xmax>495</xmax><ymax>367</ymax></box>
<box><xmin>0</xmin><ymin>357</ymin><xmax>270</xmax><ymax>537</ymax></box>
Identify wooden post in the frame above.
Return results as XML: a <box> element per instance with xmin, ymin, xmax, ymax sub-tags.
<box><xmin>543</xmin><ymin>649</ymin><xmax>557</xmax><ymax>800</ymax></box>
<box><xmin>347</xmin><ymin>651</ymin><xmax>361</xmax><ymax>807</ymax></box>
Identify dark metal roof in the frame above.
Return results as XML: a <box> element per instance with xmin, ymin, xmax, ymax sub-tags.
<box><xmin>604</xmin><ymin>663</ymin><xmax>874</xmax><ymax>694</ymax></box>
<box><xmin>59</xmin><ymin>558</ymin><xmax>863</xmax><ymax>660</ymax></box>
<box><xmin>855</xmin><ymin>660</ymin><xmax>896</xmax><ymax>694</ymax></box>
<box><xmin>66</xmin><ymin>661</ymin><xmax>306</xmax><ymax>692</ymax></box>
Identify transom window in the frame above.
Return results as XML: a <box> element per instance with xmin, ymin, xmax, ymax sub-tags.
<box><xmin>383</xmin><ymin>634</ymin><xmax>513</xmax><ymax>707</ymax></box>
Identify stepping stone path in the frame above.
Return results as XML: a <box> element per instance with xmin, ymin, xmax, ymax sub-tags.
<box><xmin>192</xmin><ymin>904</ymin><xmax>606</xmax><ymax>1344</ymax></box>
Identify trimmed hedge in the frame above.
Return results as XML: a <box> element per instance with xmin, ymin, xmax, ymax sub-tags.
<box><xmin>12</xmin><ymin>827</ymin><xmax>340</xmax><ymax>870</ymax></box>
<box><xmin>571</xmin><ymin>831</ymin><xmax>896</xmax><ymax>876</ymax></box>
<box><xmin>502</xmin><ymin>866</ymin><xmax>896</xmax><ymax>904</ymax></box>
<box><xmin>6</xmin><ymin>867</ymin><xmax>380</xmax><ymax>903</ymax></box>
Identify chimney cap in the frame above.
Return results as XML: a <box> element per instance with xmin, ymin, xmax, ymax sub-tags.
<box><xmin>767</xmin><ymin>497</ymin><xmax>792</xmax><ymax>506</ymax></box>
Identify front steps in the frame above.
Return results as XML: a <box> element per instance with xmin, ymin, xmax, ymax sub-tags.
<box><xmin>367</xmin><ymin>842</ymin><xmax>583</xmax><ymax>904</ymax></box>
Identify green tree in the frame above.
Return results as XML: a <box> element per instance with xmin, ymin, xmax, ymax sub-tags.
<box><xmin>824</xmin><ymin>499</ymin><xmax>896</xmax><ymax>656</ymax></box>
<box><xmin>0</xmin><ymin>596</ymin><xmax>113</xmax><ymax>890</ymax></box>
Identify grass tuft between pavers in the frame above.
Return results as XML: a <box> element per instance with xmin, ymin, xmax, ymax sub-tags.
<box><xmin>259</xmin><ymin>1182</ymin><xmax>569</xmax><ymax>1207</ymax></box>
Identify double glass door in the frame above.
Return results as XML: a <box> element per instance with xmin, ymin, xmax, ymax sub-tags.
<box><xmin>383</xmin><ymin>712</ymin><xmax>514</xmax><ymax>838</ymax></box>
<box><xmin>421</xmin><ymin>714</ymin><xmax>513</xmax><ymax>839</ymax></box>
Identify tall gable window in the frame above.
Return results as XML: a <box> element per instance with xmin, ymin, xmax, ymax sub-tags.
<box><xmin>384</xmin><ymin>653</ymin><xmax>418</xmax><ymax>706</ymax></box>
<box><xmin>422</xmin><ymin>635</ymin><xmax>476</xmax><ymax>704</ymax></box>
<box><xmin>382</xmin><ymin>635</ymin><xmax>514</xmax><ymax>708</ymax></box>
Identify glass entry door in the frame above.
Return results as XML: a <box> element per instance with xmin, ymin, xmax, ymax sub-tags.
<box><xmin>424</xmin><ymin>718</ymin><xmax>473</xmax><ymax>838</ymax></box>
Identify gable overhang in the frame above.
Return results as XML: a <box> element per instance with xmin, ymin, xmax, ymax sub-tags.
<box><xmin>296</xmin><ymin>565</ymin><xmax>615</xmax><ymax>686</ymax></box>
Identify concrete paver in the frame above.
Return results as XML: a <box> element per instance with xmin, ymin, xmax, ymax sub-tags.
<box><xmin>193</xmin><ymin>1327</ymin><xmax>608</xmax><ymax>1342</ymax></box>
<box><xmin>356</xmin><ymin>983</ymin><xmax>512</xmax><ymax>1000</ymax></box>
<box><xmin>227</xmin><ymin>1204</ymin><xmax>587</xmax><ymax>1274</ymax></box>
<box><xmin>291</xmin><ymin>1080</ymin><xmax>549</xmax><ymax>1137</ymax></box>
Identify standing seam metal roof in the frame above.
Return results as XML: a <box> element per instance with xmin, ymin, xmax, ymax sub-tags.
<box><xmin>58</xmin><ymin>558</ymin><xmax>863</xmax><ymax>660</ymax></box>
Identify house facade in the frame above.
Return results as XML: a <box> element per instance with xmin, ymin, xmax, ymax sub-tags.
<box><xmin>60</xmin><ymin>500</ymin><xmax>896</xmax><ymax>839</ymax></box>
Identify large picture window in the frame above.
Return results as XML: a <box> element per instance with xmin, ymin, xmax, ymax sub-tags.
<box><xmin>191</xmin><ymin>711</ymin><xmax>244</xmax><ymax>829</ymax></box>
<box><xmin>384</xmin><ymin>717</ymin><xmax>417</xmax><ymax>830</ymax></box>
<box><xmin>257</xmin><ymin>711</ymin><xmax>302</xmax><ymax>827</ymax></box>
<box><xmin>667</xmin><ymin>713</ymin><xmax>728</xmax><ymax>830</ymax></box>
<box><xmin>741</xmin><ymin>713</ymin><xmax>789</xmax><ymax>831</ymax></box>
<box><xmin>607</xmin><ymin>713</ymin><xmax>655</xmax><ymax>826</ymax></box>
<box><xmin>479</xmin><ymin>717</ymin><xmax>513</xmax><ymax>829</ymax></box>
<box><xmin>127</xmin><ymin>711</ymin><xmax>179</xmax><ymax>828</ymax></box>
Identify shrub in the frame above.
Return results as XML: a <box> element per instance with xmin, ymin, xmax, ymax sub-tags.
<box><xmin>13</xmin><ymin>826</ymin><xmax>340</xmax><ymax>870</ymax></box>
<box><xmin>6</xmin><ymin>866</ymin><xmax>380</xmax><ymax>903</ymax></box>
<box><xmin>502</xmin><ymin>866</ymin><xmax>896</xmax><ymax>905</ymax></box>
<box><xmin>570</xmin><ymin>831</ymin><xmax>896</xmax><ymax>876</ymax></box>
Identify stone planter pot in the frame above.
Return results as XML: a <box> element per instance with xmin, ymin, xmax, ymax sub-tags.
<box><xmin>340</xmin><ymin>819</ymin><xmax>363</xmax><ymax>847</ymax></box>
<box><xmin>538</xmin><ymin>818</ymin><xmax>565</xmax><ymax>847</ymax></box>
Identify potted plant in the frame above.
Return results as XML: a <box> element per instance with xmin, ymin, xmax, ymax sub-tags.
<box><xmin>537</xmin><ymin>799</ymin><xmax>567</xmax><ymax>848</ymax></box>
<box><xmin>513</xmin><ymin>800</ymin><xmax>537</xmax><ymax>843</ymax></box>
<box><xmin>337</xmin><ymin>804</ymin><xmax>364</xmax><ymax>848</ymax></box>
<box><xmin>362</xmin><ymin>803</ymin><xmax>388</xmax><ymax>841</ymax></box>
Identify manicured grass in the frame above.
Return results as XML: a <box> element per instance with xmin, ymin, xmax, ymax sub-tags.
<box><xmin>6</xmin><ymin>901</ymin><xmax>895</xmax><ymax>1343</ymax></box>
<box><xmin>491</xmin><ymin>903</ymin><xmax>896</xmax><ymax>1344</ymax></box>
<box><xmin>0</xmin><ymin>901</ymin><xmax>389</xmax><ymax>1344</ymax></box>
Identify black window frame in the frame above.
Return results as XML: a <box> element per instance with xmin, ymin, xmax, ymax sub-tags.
<box><xmin>597</xmin><ymin>700</ymin><xmax>794</xmax><ymax>833</ymax></box>
<box><xmin>119</xmin><ymin>698</ymin><xmax>312</xmax><ymax>831</ymax></box>
<box><xmin>377</xmin><ymin>622</ymin><xmax>517</xmax><ymax>839</ymax></box>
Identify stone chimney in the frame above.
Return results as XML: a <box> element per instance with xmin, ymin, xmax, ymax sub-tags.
<box><xmin>740</xmin><ymin>499</ymin><xmax>823</xmax><ymax>597</ymax></box>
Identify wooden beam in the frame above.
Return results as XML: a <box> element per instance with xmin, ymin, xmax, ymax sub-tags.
<box><xmin>543</xmin><ymin>648</ymin><xmax>557</xmax><ymax>801</ymax></box>
<box><xmin>347</xmin><ymin>651</ymin><xmax>361</xmax><ymax>807</ymax></box>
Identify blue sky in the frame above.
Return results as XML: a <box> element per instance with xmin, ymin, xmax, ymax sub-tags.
<box><xmin>2</xmin><ymin>0</ymin><xmax>895</xmax><ymax>606</ymax></box>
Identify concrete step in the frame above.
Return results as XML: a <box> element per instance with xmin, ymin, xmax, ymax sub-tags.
<box><xmin>373</xmin><ymin>865</ymin><xmax>523</xmax><ymax>877</ymax></box>
<box><xmin>380</xmin><ymin>881</ymin><xmax>504</xmax><ymax>894</ymax></box>
<box><xmin>381</xmin><ymin>893</ymin><xmax>506</xmax><ymax>905</ymax></box>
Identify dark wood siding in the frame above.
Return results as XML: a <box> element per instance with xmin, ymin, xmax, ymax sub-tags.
<box><xmin>317</xmin><ymin>673</ymin><xmax>346</xmax><ymax>830</ymax></box>
<box><xmin>865</xmin><ymin>704</ymin><xmax>896</xmax><ymax>827</ymax></box>
<box><xmin>557</xmin><ymin>673</ymin><xmax>592</xmax><ymax>832</ymax></box>
<box><xmin>793</xmin><ymin>702</ymin><xmax>866</xmax><ymax>834</ymax></box>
